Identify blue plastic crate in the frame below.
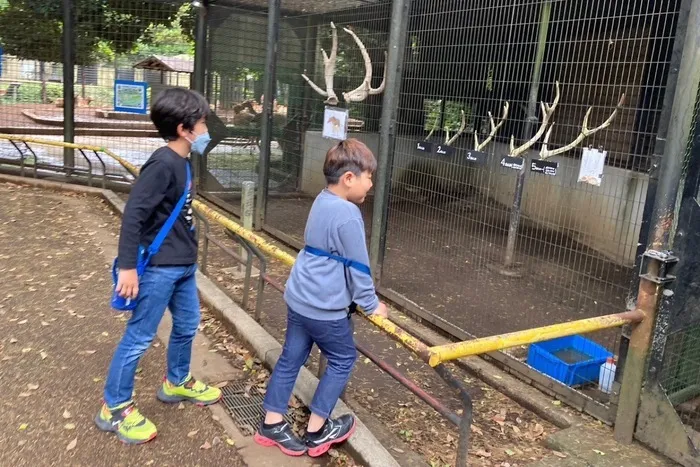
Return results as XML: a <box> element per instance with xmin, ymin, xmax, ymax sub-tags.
<box><xmin>527</xmin><ymin>335</ymin><xmax>613</xmax><ymax>387</ymax></box>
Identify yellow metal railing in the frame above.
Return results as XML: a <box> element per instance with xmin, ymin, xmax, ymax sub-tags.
<box><xmin>0</xmin><ymin>133</ymin><xmax>645</xmax><ymax>367</ymax></box>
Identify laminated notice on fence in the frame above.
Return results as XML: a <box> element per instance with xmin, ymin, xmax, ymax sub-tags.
<box><xmin>323</xmin><ymin>106</ymin><xmax>349</xmax><ymax>141</ymax></box>
<box><xmin>578</xmin><ymin>147</ymin><xmax>607</xmax><ymax>186</ymax></box>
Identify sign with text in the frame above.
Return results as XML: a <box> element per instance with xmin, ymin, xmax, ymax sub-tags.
<box><xmin>322</xmin><ymin>106</ymin><xmax>349</xmax><ymax>141</ymax></box>
<box><xmin>435</xmin><ymin>144</ymin><xmax>455</xmax><ymax>157</ymax></box>
<box><xmin>114</xmin><ymin>80</ymin><xmax>149</xmax><ymax>114</ymax></box>
<box><xmin>531</xmin><ymin>159</ymin><xmax>559</xmax><ymax>176</ymax></box>
<box><xmin>465</xmin><ymin>150</ymin><xmax>487</xmax><ymax>166</ymax></box>
<box><xmin>500</xmin><ymin>156</ymin><xmax>524</xmax><ymax>171</ymax></box>
<box><xmin>416</xmin><ymin>141</ymin><xmax>433</xmax><ymax>153</ymax></box>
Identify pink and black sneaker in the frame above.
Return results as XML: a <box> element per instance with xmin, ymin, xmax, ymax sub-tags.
<box><xmin>304</xmin><ymin>414</ymin><xmax>356</xmax><ymax>458</ymax></box>
<box><xmin>254</xmin><ymin>421</ymin><xmax>307</xmax><ymax>457</ymax></box>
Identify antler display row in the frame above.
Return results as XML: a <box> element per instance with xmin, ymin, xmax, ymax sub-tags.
<box><xmin>301</xmin><ymin>22</ymin><xmax>387</xmax><ymax>106</ymax></box>
<box><xmin>509</xmin><ymin>81</ymin><xmax>625</xmax><ymax>159</ymax></box>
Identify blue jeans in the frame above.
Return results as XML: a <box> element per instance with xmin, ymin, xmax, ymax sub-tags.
<box><xmin>104</xmin><ymin>265</ymin><xmax>200</xmax><ymax>407</ymax></box>
<box><xmin>263</xmin><ymin>307</ymin><xmax>357</xmax><ymax>419</ymax></box>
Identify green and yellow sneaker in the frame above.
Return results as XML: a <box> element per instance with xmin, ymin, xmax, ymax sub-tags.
<box><xmin>156</xmin><ymin>375</ymin><xmax>222</xmax><ymax>406</ymax></box>
<box><xmin>94</xmin><ymin>401</ymin><xmax>157</xmax><ymax>445</ymax></box>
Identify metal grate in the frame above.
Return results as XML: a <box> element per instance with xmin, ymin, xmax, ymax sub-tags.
<box><xmin>220</xmin><ymin>382</ymin><xmax>293</xmax><ymax>436</ymax></box>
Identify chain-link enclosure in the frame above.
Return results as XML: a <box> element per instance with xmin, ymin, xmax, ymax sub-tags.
<box><xmin>371</xmin><ymin>0</ymin><xmax>681</xmax><ymax>403</ymax></box>
<box><xmin>0</xmin><ymin>0</ymin><xmax>193</xmax><ymax>180</ymax></box>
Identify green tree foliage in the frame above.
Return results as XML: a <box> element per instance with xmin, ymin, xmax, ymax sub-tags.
<box><xmin>0</xmin><ymin>0</ymin><xmax>184</xmax><ymax>65</ymax></box>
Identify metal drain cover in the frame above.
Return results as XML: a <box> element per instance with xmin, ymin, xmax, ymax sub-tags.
<box><xmin>221</xmin><ymin>382</ymin><xmax>293</xmax><ymax>436</ymax></box>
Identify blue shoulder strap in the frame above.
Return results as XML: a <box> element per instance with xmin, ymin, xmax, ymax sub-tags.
<box><xmin>148</xmin><ymin>162</ymin><xmax>191</xmax><ymax>256</ymax></box>
<box><xmin>303</xmin><ymin>245</ymin><xmax>371</xmax><ymax>276</ymax></box>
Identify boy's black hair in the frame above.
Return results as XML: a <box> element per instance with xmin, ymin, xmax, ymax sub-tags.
<box><xmin>323</xmin><ymin>138</ymin><xmax>377</xmax><ymax>185</ymax></box>
<box><xmin>150</xmin><ymin>88</ymin><xmax>210</xmax><ymax>141</ymax></box>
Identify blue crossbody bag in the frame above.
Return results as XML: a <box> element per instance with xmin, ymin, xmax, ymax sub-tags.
<box><xmin>110</xmin><ymin>163</ymin><xmax>191</xmax><ymax>311</ymax></box>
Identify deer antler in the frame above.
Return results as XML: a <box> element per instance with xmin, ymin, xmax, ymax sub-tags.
<box><xmin>510</xmin><ymin>81</ymin><xmax>561</xmax><ymax>157</ymax></box>
<box><xmin>342</xmin><ymin>26</ymin><xmax>387</xmax><ymax>103</ymax></box>
<box><xmin>539</xmin><ymin>94</ymin><xmax>626</xmax><ymax>160</ymax></box>
<box><xmin>474</xmin><ymin>102</ymin><xmax>509</xmax><ymax>151</ymax></box>
<box><xmin>445</xmin><ymin>110</ymin><xmax>467</xmax><ymax>146</ymax></box>
<box><xmin>301</xmin><ymin>22</ymin><xmax>339</xmax><ymax>105</ymax></box>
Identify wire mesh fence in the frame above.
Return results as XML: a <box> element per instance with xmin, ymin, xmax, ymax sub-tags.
<box><xmin>375</xmin><ymin>0</ymin><xmax>680</xmax><ymax>401</ymax></box>
<box><xmin>0</xmin><ymin>0</ymin><xmax>193</xmax><ymax>178</ymax></box>
<box><xmin>200</xmin><ymin>4</ymin><xmax>269</xmax><ymax>197</ymax></box>
<box><xmin>211</xmin><ymin>1</ymin><xmax>395</xmax><ymax>244</ymax></box>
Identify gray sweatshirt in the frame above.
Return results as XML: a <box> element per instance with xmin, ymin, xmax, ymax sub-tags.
<box><xmin>284</xmin><ymin>189</ymin><xmax>380</xmax><ymax>321</ymax></box>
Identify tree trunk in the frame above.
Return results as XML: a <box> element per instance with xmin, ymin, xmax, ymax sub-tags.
<box><xmin>39</xmin><ymin>62</ymin><xmax>47</xmax><ymax>104</ymax></box>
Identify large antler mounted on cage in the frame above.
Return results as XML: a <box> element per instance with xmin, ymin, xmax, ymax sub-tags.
<box><xmin>539</xmin><ymin>94</ymin><xmax>626</xmax><ymax>160</ymax></box>
<box><xmin>301</xmin><ymin>22</ymin><xmax>387</xmax><ymax>106</ymax></box>
<box><xmin>509</xmin><ymin>81</ymin><xmax>561</xmax><ymax>158</ymax></box>
<box><xmin>474</xmin><ymin>102</ymin><xmax>509</xmax><ymax>151</ymax></box>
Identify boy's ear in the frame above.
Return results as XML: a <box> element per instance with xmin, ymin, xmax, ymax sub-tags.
<box><xmin>176</xmin><ymin>123</ymin><xmax>188</xmax><ymax>139</ymax></box>
<box><xmin>341</xmin><ymin>171</ymin><xmax>355</xmax><ymax>184</ymax></box>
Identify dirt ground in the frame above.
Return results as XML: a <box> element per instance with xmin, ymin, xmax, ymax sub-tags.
<box><xmin>258</xmin><ymin>193</ymin><xmax>629</xmax><ymax>358</ymax></box>
<box><xmin>0</xmin><ymin>183</ymin><xmax>245</xmax><ymax>466</ymax></box>
<box><xmin>0</xmin><ymin>103</ymin><xmax>98</xmax><ymax>129</ymax></box>
<box><xmin>195</xmin><ymin>217</ymin><xmax>565</xmax><ymax>467</ymax></box>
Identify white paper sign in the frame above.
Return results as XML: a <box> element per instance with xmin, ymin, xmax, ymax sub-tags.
<box><xmin>578</xmin><ymin>147</ymin><xmax>607</xmax><ymax>186</ymax></box>
<box><xmin>322</xmin><ymin>106</ymin><xmax>349</xmax><ymax>141</ymax></box>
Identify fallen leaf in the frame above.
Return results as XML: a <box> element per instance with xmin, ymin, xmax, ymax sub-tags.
<box><xmin>226</xmin><ymin>438</ymin><xmax>235</xmax><ymax>446</ymax></box>
<box><xmin>40</xmin><ymin>352</ymin><xmax>48</xmax><ymax>360</ymax></box>
<box><xmin>593</xmin><ymin>449</ymin><xmax>605</xmax><ymax>456</ymax></box>
<box><xmin>363</xmin><ymin>358</ymin><xmax>371</xmax><ymax>364</ymax></box>
<box><xmin>101</xmin><ymin>332</ymin><xmax>109</xmax><ymax>337</ymax></box>
<box><xmin>18</xmin><ymin>392</ymin><xmax>32</xmax><ymax>398</ymax></box>
<box><xmin>41</xmin><ymin>321</ymin><xmax>50</xmax><ymax>326</ymax></box>
<box><xmin>200</xmin><ymin>441</ymin><xmax>212</xmax><ymax>450</ymax></box>
<box><xmin>244</xmin><ymin>358</ymin><xmax>254</xmax><ymax>370</ymax></box>
<box><xmin>21</xmin><ymin>347</ymin><xmax>32</xmax><ymax>353</ymax></box>
<box><xmin>474</xmin><ymin>449</ymin><xmax>491</xmax><ymax>458</ymax></box>
<box><xmin>18</xmin><ymin>319</ymin><xmax>27</xmax><ymax>325</ymax></box>
<box><xmin>64</xmin><ymin>423</ymin><xmax>76</xmax><ymax>430</ymax></box>
<box><xmin>66</xmin><ymin>437</ymin><xmax>77</xmax><ymax>451</ymax></box>
<box><xmin>553</xmin><ymin>451</ymin><xmax>568</xmax><ymax>458</ymax></box>
<box><xmin>9</xmin><ymin>338</ymin><xmax>17</xmax><ymax>344</ymax></box>
<box><xmin>391</xmin><ymin>447</ymin><xmax>405</xmax><ymax>453</ymax></box>
<box><xmin>92</xmin><ymin>377</ymin><xmax>102</xmax><ymax>383</ymax></box>
<box><xmin>178</xmin><ymin>403</ymin><xmax>186</xmax><ymax>410</ymax></box>
<box><xmin>79</xmin><ymin>350</ymin><xmax>97</xmax><ymax>355</ymax></box>
<box><xmin>63</xmin><ymin>410</ymin><xmax>72</xmax><ymax>419</ymax></box>
<box><xmin>471</xmin><ymin>425</ymin><xmax>484</xmax><ymax>436</ymax></box>
<box><xmin>187</xmin><ymin>430</ymin><xmax>199</xmax><ymax>438</ymax></box>
<box><xmin>552</xmin><ymin>400</ymin><xmax>562</xmax><ymax>406</ymax></box>
<box><xmin>27</xmin><ymin>383</ymin><xmax>39</xmax><ymax>390</ymax></box>
<box><xmin>505</xmin><ymin>449</ymin><xmax>515</xmax><ymax>456</ymax></box>
<box><xmin>18</xmin><ymin>423</ymin><xmax>28</xmax><ymax>431</ymax></box>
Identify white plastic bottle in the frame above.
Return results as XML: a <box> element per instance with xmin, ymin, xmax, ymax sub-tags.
<box><xmin>599</xmin><ymin>357</ymin><xmax>617</xmax><ymax>394</ymax></box>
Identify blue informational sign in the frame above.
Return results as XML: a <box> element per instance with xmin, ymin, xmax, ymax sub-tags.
<box><xmin>113</xmin><ymin>80</ymin><xmax>149</xmax><ymax>114</ymax></box>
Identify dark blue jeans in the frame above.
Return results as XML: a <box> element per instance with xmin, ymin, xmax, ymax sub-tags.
<box><xmin>263</xmin><ymin>307</ymin><xmax>357</xmax><ymax>419</ymax></box>
<box><xmin>104</xmin><ymin>265</ymin><xmax>200</xmax><ymax>408</ymax></box>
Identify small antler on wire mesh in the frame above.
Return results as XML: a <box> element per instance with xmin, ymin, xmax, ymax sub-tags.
<box><xmin>444</xmin><ymin>110</ymin><xmax>467</xmax><ymax>146</ymax></box>
<box><xmin>342</xmin><ymin>26</ymin><xmax>387</xmax><ymax>103</ymax></box>
<box><xmin>539</xmin><ymin>94</ymin><xmax>626</xmax><ymax>160</ymax></box>
<box><xmin>510</xmin><ymin>81</ymin><xmax>561</xmax><ymax>157</ymax></box>
<box><xmin>474</xmin><ymin>102</ymin><xmax>509</xmax><ymax>151</ymax></box>
<box><xmin>301</xmin><ymin>22</ymin><xmax>339</xmax><ymax>105</ymax></box>
<box><xmin>424</xmin><ymin>100</ymin><xmax>442</xmax><ymax>141</ymax></box>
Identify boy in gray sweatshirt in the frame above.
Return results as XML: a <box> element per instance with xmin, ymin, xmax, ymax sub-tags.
<box><xmin>254</xmin><ymin>138</ymin><xmax>388</xmax><ymax>457</ymax></box>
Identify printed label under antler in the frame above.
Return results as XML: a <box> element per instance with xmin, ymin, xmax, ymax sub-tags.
<box><xmin>500</xmin><ymin>156</ymin><xmax>524</xmax><ymax>171</ymax></box>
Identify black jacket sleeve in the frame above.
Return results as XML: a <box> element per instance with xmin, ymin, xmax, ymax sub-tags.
<box><xmin>117</xmin><ymin>160</ymin><xmax>172</xmax><ymax>269</ymax></box>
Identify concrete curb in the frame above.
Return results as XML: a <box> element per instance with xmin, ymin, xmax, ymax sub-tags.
<box><xmin>0</xmin><ymin>174</ymin><xmax>401</xmax><ymax>467</ymax></box>
<box><xmin>196</xmin><ymin>275</ymin><xmax>402</xmax><ymax>467</ymax></box>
